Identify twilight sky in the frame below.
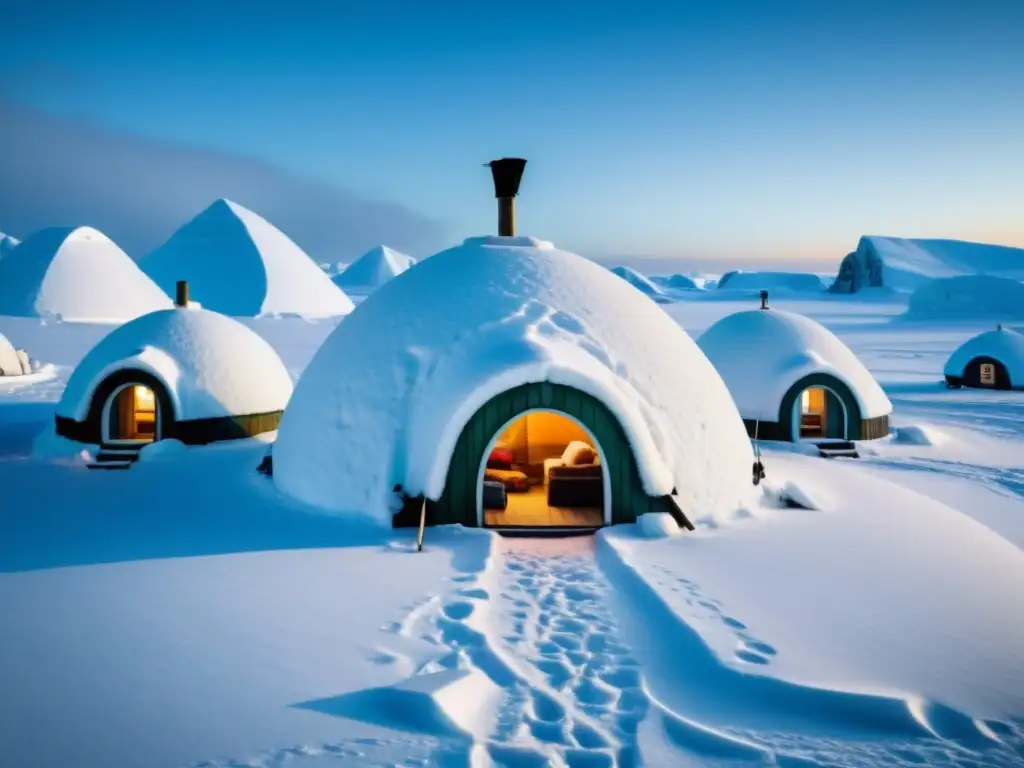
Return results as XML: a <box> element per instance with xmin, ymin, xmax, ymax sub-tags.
<box><xmin>1</xmin><ymin>0</ymin><xmax>1022</xmax><ymax>268</ymax></box>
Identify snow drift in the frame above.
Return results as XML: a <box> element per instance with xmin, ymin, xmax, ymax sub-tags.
<box><xmin>717</xmin><ymin>271</ymin><xmax>824</xmax><ymax>293</ymax></box>
<box><xmin>139</xmin><ymin>199</ymin><xmax>354</xmax><ymax>318</ymax></box>
<box><xmin>274</xmin><ymin>235</ymin><xmax>756</xmax><ymax>525</ymax></box>
<box><xmin>334</xmin><ymin>245</ymin><xmax>417</xmax><ymax>294</ymax></box>
<box><xmin>830</xmin><ymin>236</ymin><xmax>1024</xmax><ymax>294</ymax></box>
<box><xmin>697</xmin><ymin>308</ymin><xmax>892</xmax><ymax>422</ymax></box>
<box><xmin>609</xmin><ymin>266</ymin><xmax>672</xmax><ymax>301</ymax></box>
<box><xmin>905</xmin><ymin>274</ymin><xmax>1024</xmax><ymax>321</ymax></box>
<box><xmin>57</xmin><ymin>305</ymin><xmax>294</xmax><ymax>425</ymax></box>
<box><xmin>650</xmin><ymin>274</ymin><xmax>700</xmax><ymax>291</ymax></box>
<box><xmin>0</xmin><ymin>226</ymin><xmax>173</xmax><ymax>322</ymax></box>
<box><xmin>944</xmin><ymin>326</ymin><xmax>1024</xmax><ymax>389</ymax></box>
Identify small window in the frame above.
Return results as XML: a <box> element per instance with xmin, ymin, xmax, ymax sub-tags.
<box><xmin>980</xmin><ymin>363</ymin><xmax>995</xmax><ymax>386</ymax></box>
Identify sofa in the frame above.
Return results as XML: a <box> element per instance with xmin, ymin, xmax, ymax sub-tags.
<box><xmin>546</xmin><ymin>440</ymin><xmax>603</xmax><ymax>508</ymax></box>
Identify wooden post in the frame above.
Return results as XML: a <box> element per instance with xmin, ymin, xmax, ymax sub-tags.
<box><xmin>498</xmin><ymin>197</ymin><xmax>515</xmax><ymax>237</ymax></box>
<box><xmin>416</xmin><ymin>498</ymin><xmax>427</xmax><ymax>551</ymax></box>
<box><xmin>175</xmin><ymin>280</ymin><xmax>189</xmax><ymax>308</ymax></box>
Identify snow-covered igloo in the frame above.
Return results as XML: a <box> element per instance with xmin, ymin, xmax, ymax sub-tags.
<box><xmin>274</xmin><ymin>159</ymin><xmax>756</xmax><ymax>532</ymax></box>
<box><xmin>54</xmin><ymin>282</ymin><xmax>293</xmax><ymax>448</ymax></box>
<box><xmin>0</xmin><ymin>333</ymin><xmax>33</xmax><ymax>377</ymax></box>
<box><xmin>944</xmin><ymin>325</ymin><xmax>1024</xmax><ymax>391</ymax></box>
<box><xmin>698</xmin><ymin>303</ymin><xmax>892</xmax><ymax>442</ymax></box>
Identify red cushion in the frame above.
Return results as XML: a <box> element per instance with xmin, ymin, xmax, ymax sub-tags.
<box><xmin>488</xmin><ymin>448</ymin><xmax>513</xmax><ymax>469</ymax></box>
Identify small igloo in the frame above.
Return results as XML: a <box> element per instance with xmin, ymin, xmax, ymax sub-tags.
<box><xmin>273</xmin><ymin>159</ymin><xmax>756</xmax><ymax>532</ymax></box>
<box><xmin>944</xmin><ymin>325</ymin><xmax>1024</xmax><ymax>391</ymax></box>
<box><xmin>54</xmin><ymin>282</ymin><xmax>293</xmax><ymax>455</ymax></box>
<box><xmin>697</xmin><ymin>296</ymin><xmax>892</xmax><ymax>442</ymax></box>
<box><xmin>0</xmin><ymin>333</ymin><xmax>33</xmax><ymax>377</ymax></box>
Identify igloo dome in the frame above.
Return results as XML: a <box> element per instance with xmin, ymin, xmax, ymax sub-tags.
<box><xmin>0</xmin><ymin>332</ymin><xmax>33</xmax><ymax>377</ymax></box>
<box><xmin>274</xmin><ymin>234</ymin><xmax>756</xmax><ymax>529</ymax></box>
<box><xmin>944</xmin><ymin>325</ymin><xmax>1024</xmax><ymax>390</ymax></box>
<box><xmin>698</xmin><ymin>307</ymin><xmax>892</xmax><ymax>442</ymax></box>
<box><xmin>55</xmin><ymin>295</ymin><xmax>293</xmax><ymax>447</ymax></box>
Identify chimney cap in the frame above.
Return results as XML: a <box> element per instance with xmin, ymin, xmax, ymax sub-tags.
<box><xmin>486</xmin><ymin>157</ymin><xmax>527</xmax><ymax>199</ymax></box>
<box><xmin>759</xmin><ymin>289</ymin><xmax>769</xmax><ymax>310</ymax></box>
<box><xmin>175</xmin><ymin>279</ymin><xmax>189</xmax><ymax>308</ymax></box>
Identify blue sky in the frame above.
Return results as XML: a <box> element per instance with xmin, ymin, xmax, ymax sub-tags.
<box><xmin>1</xmin><ymin>0</ymin><xmax>1023</xmax><ymax>266</ymax></box>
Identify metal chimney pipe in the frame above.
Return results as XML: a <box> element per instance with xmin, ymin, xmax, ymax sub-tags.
<box><xmin>760</xmin><ymin>290</ymin><xmax>769</xmax><ymax>310</ymax></box>
<box><xmin>175</xmin><ymin>280</ymin><xmax>189</xmax><ymax>308</ymax></box>
<box><xmin>486</xmin><ymin>158</ymin><xmax>527</xmax><ymax>237</ymax></box>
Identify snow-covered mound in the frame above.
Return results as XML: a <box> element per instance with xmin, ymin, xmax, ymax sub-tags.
<box><xmin>274</xmin><ymin>235</ymin><xmax>755</xmax><ymax>525</ymax></box>
<box><xmin>0</xmin><ymin>230</ymin><xmax>19</xmax><ymax>259</ymax></box>
<box><xmin>608</xmin><ymin>265</ymin><xmax>670</xmax><ymax>301</ymax></box>
<box><xmin>830</xmin><ymin>236</ymin><xmax>1024</xmax><ymax>294</ymax></box>
<box><xmin>650</xmin><ymin>273</ymin><xmax>699</xmax><ymax>291</ymax></box>
<box><xmin>0</xmin><ymin>332</ymin><xmax>32</xmax><ymax>376</ymax></box>
<box><xmin>139</xmin><ymin>199</ymin><xmax>354</xmax><ymax>318</ymax></box>
<box><xmin>334</xmin><ymin>245</ymin><xmax>417</xmax><ymax>294</ymax></box>
<box><xmin>717</xmin><ymin>270</ymin><xmax>824</xmax><ymax>293</ymax></box>
<box><xmin>944</xmin><ymin>326</ymin><xmax>1024</xmax><ymax>389</ymax></box>
<box><xmin>697</xmin><ymin>308</ymin><xmax>891</xmax><ymax>423</ymax></box>
<box><xmin>0</xmin><ymin>226</ymin><xmax>173</xmax><ymax>322</ymax></box>
<box><xmin>57</xmin><ymin>306</ymin><xmax>294</xmax><ymax>424</ymax></box>
<box><xmin>905</xmin><ymin>274</ymin><xmax>1024</xmax><ymax>321</ymax></box>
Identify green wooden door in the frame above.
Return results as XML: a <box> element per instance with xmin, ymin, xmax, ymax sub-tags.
<box><xmin>431</xmin><ymin>382</ymin><xmax>670</xmax><ymax>527</ymax></box>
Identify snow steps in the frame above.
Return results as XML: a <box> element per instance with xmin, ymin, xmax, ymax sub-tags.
<box><xmin>815</xmin><ymin>440</ymin><xmax>859</xmax><ymax>459</ymax></box>
<box><xmin>87</xmin><ymin>444</ymin><xmax>143</xmax><ymax>470</ymax></box>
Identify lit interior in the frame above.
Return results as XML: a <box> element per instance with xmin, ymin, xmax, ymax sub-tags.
<box><xmin>109</xmin><ymin>385</ymin><xmax>158</xmax><ymax>442</ymax></box>
<box><xmin>799</xmin><ymin>386</ymin><xmax>827</xmax><ymax>438</ymax></box>
<box><xmin>481</xmin><ymin>411</ymin><xmax>604</xmax><ymax>528</ymax></box>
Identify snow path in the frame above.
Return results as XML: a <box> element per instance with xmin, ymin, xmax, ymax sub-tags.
<box><xmin>184</xmin><ymin>535</ymin><xmax>1024</xmax><ymax>767</ymax></box>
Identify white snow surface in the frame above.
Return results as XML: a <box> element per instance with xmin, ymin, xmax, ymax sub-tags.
<box><xmin>334</xmin><ymin>245</ymin><xmax>417</xmax><ymax>293</ymax></box>
<box><xmin>0</xmin><ymin>226</ymin><xmax>173</xmax><ymax>322</ymax></box>
<box><xmin>139</xmin><ymin>198</ymin><xmax>354</xmax><ymax>318</ymax></box>
<box><xmin>697</xmin><ymin>308</ymin><xmax>892</xmax><ymax>421</ymax></box>
<box><xmin>275</xmin><ymin>235</ymin><xmax>756</xmax><ymax>525</ymax></box>
<box><xmin>944</xmin><ymin>326</ymin><xmax>1024</xmax><ymax>385</ymax></box>
<box><xmin>832</xmin><ymin>235</ymin><xmax>1024</xmax><ymax>293</ymax></box>
<box><xmin>717</xmin><ymin>270</ymin><xmax>825</xmax><ymax>293</ymax></box>
<box><xmin>905</xmin><ymin>274</ymin><xmax>1024</xmax><ymax>321</ymax></box>
<box><xmin>55</xmin><ymin>306</ymin><xmax>294</xmax><ymax>424</ymax></box>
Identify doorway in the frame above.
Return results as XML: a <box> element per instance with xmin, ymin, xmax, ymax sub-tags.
<box><xmin>477</xmin><ymin>409</ymin><xmax>610</xmax><ymax>529</ymax></box>
<box><xmin>795</xmin><ymin>385</ymin><xmax>847</xmax><ymax>440</ymax></box>
<box><xmin>103</xmin><ymin>384</ymin><xmax>159</xmax><ymax>443</ymax></box>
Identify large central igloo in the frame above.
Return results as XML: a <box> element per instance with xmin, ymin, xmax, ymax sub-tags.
<box><xmin>273</xmin><ymin>234</ymin><xmax>756</xmax><ymax>528</ymax></box>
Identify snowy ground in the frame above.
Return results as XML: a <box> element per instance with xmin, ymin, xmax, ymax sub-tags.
<box><xmin>2</xmin><ymin>293</ymin><xmax>1023</xmax><ymax>767</ymax></box>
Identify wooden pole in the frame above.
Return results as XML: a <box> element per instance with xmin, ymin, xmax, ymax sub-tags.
<box><xmin>416</xmin><ymin>498</ymin><xmax>427</xmax><ymax>552</ymax></box>
<box><xmin>498</xmin><ymin>197</ymin><xmax>515</xmax><ymax>237</ymax></box>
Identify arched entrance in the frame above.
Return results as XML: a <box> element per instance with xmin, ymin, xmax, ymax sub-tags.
<box><xmin>963</xmin><ymin>356</ymin><xmax>1012</xmax><ymax>390</ymax></box>
<box><xmin>424</xmin><ymin>382</ymin><xmax>673</xmax><ymax>528</ymax></box>
<box><xmin>779</xmin><ymin>374</ymin><xmax>862</xmax><ymax>442</ymax></box>
<box><xmin>102</xmin><ymin>383</ymin><xmax>161</xmax><ymax>444</ymax></box>
<box><xmin>792</xmin><ymin>385</ymin><xmax>847</xmax><ymax>440</ymax></box>
<box><xmin>476</xmin><ymin>409</ymin><xmax>611</xmax><ymax>529</ymax></box>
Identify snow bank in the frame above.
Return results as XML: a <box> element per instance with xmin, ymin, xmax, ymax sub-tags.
<box><xmin>717</xmin><ymin>271</ymin><xmax>824</xmax><ymax>293</ymax></box>
<box><xmin>650</xmin><ymin>274</ymin><xmax>699</xmax><ymax>291</ymax></box>
<box><xmin>0</xmin><ymin>226</ymin><xmax>173</xmax><ymax>322</ymax></box>
<box><xmin>944</xmin><ymin>326</ymin><xmax>1024</xmax><ymax>386</ymax></box>
<box><xmin>639</xmin><ymin>512</ymin><xmax>682</xmax><ymax>538</ymax></box>
<box><xmin>609</xmin><ymin>266</ymin><xmax>670</xmax><ymax>301</ymax></box>
<box><xmin>890</xmin><ymin>424</ymin><xmax>948</xmax><ymax>447</ymax></box>
<box><xmin>56</xmin><ymin>306</ymin><xmax>294</xmax><ymax>423</ymax></box>
<box><xmin>831</xmin><ymin>236</ymin><xmax>1024</xmax><ymax>294</ymax></box>
<box><xmin>274</xmin><ymin>235</ymin><xmax>755</xmax><ymax>525</ymax></box>
<box><xmin>139</xmin><ymin>199</ymin><xmax>354</xmax><ymax>318</ymax></box>
<box><xmin>905</xmin><ymin>274</ymin><xmax>1024</xmax><ymax>321</ymax></box>
<box><xmin>697</xmin><ymin>308</ymin><xmax>892</xmax><ymax>421</ymax></box>
<box><xmin>601</xmin><ymin>452</ymin><xmax>1024</xmax><ymax>727</ymax></box>
<box><xmin>334</xmin><ymin>245</ymin><xmax>417</xmax><ymax>294</ymax></box>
